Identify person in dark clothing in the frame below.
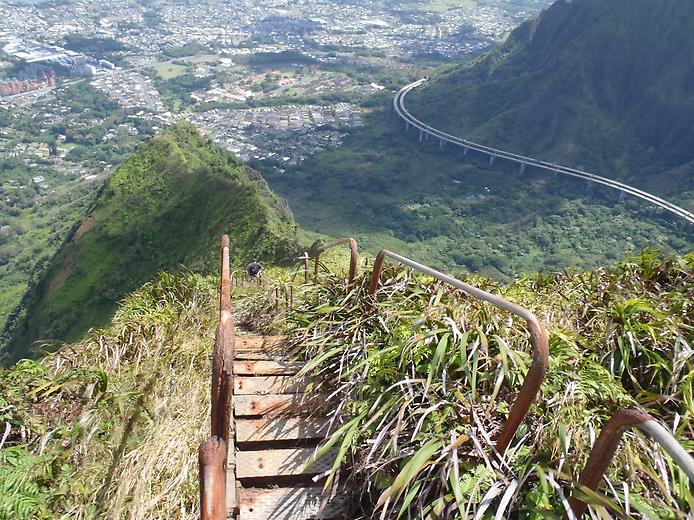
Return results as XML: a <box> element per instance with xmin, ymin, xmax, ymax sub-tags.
<box><xmin>246</xmin><ymin>260</ymin><xmax>263</xmax><ymax>282</ymax></box>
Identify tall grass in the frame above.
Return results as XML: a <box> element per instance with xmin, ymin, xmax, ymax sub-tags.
<box><xmin>277</xmin><ymin>250</ymin><xmax>693</xmax><ymax>518</ymax></box>
<box><xmin>0</xmin><ymin>272</ymin><xmax>217</xmax><ymax>519</ymax></box>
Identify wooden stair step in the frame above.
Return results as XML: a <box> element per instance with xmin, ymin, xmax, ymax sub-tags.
<box><xmin>235</xmin><ymin>375</ymin><xmax>307</xmax><ymax>395</ymax></box>
<box><xmin>234</xmin><ymin>360</ymin><xmax>303</xmax><ymax>376</ymax></box>
<box><xmin>238</xmin><ymin>487</ymin><xmax>347</xmax><ymax>520</ymax></box>
<box><xmin>237</xmin><ymin>417</ymin><xmax>327</xmax><ymax>443</ymax></box>
<box><xmin>236</xmin><ymin>448</ymin><xmax>335</xmax><ymax>479</ymax></box>
<box><xmin>236</xmin><ymin>335</ymin><xmax>286</xmax><ymax>351</ymax></box>
<box><xmin>236</xmin><ymin>350</ymin><xmax>300</xmax><ymax>361</ymax></box>
<box><xmin>234</xmin><ymin>394</ymin><xmax>325</xmax><ymax>417</ymax></box>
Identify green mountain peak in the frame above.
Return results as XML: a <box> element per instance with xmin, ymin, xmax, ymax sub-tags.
<box><xmin>1</xmin><ymin>121</ymin><xmax>298</xmax><ymax>363</ymax></box>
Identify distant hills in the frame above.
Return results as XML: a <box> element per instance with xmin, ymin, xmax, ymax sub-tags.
<box><xmin>409</xmin><ymin>0</ymin><xmax>694</xmax><ymax>201</ymax></box>
<box><xmin>2</xmin><ymin>121</ymin><xmax>298</xmax><ymax>362</ymax></box>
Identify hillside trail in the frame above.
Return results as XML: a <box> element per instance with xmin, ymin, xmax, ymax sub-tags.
<box><xmin>200</xmin><ymin>240</ymin><xmax>346</xmax><ymax>520</ymax></box>
<box><xmin>199</xmin><ymin>236</ymin><xmax>694</xmax><ymax>520</ymax></box>
<box><xmin>228</xmin><ymin>333</ymin><xmax>343</xmax><ymax>519</ymax></box>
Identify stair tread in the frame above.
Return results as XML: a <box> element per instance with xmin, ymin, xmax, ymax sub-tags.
<box><xmin>238</xmin><ymin>486</ymin><xmax>347</xmax><ymax>520</ymax></box>
<box><xmin>235</xmin><ymin>375</ymin><xmax>308</xmax><ymax>395</ymax></box>
<box><xmin>237</xmin><ymin>416</ymin><xmax>327</xmax><ymax>443</ymax></box>
<box><xmin>234</xmin><ymin>394</ymin><xmax>326</xmax><ymax>417</ymax></box>
<box><xmin>236</xmin><ymin>351</ymin><xmax>300</xmax><ymax>361</ymax></box>
<box><xmin>236</xmin><ymin>448</ymin><xmax>335</xmax><ymax>479</ymax></box>
<box><xmin>234</xmin><ymin>359</ymin><xmax>303</xmax><ymax>376</ymax></box>
<box><xmin>236</xmin><ymin>335</ymin><xmax>286</xmax><ymax>351</ymax></box>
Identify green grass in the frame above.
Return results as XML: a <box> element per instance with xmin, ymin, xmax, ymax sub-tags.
<box><xmin>0</xmin><ymin>272</ymin><xmax>218</xmax><ymax>519</ymax></box>
<box><xmin>0</xmin><ymin>242</ymin><xmax>690</xmax><ymax>518</ymax></box>
<box><xmin>152</xmin><ymin>61</ymin><xmax>188</xmax><ymax>79</ymax></box>
<box><xmin>274</xmin><ymin>249</ymin><xmax>694</xmax><ymax>518</ymax></box>
<box><xmin>182</xmin><ymin>53</ymin><xmax>220</xmax><ymax>65</ymax></box>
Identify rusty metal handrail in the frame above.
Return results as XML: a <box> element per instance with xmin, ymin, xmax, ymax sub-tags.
<box><xmin>199</xmin><ymin>436</ymin><xmax>227</xmax><ymax>520</ymax></box>
<box><xmin>368</xmin><ymin>250</ymin><xmax>549</xmax><ymax>455</ymax></box>
<box><xmin>202</xmin><ymin>235</ymin><xmax>235</xmax><ymax>520</ymax></box>
<box><xmin>313</xmin><ymin>238</ymin><xmax>358</xmax><ymax>288</ymax></box>
<box><xmin>569</xmin><ymin>409</ymin><xmax>694</xmax><ymax>517</ymax></box>
<box><xmin>211</xmin><ymin>235</ymin><xmax>235</xmax><ymax>443</ymax></box>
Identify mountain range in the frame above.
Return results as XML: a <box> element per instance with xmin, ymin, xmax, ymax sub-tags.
<box><xmin>410</xmin><ymin>0</ymin><xmax>694</xmax><ymax>202</ymax></box>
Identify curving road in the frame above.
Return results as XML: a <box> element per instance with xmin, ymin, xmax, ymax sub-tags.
<box><xmin>395</xmin><ymin>80</ymin><xmax>694</xmax><ymax>225</ymax></box>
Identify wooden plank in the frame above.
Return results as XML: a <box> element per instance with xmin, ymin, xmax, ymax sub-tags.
<box><xmin>236</xmin><ymin>350</ymin><xmax>301</xmax><ymax>361</ymax></box>
<box><xmin>234</xmin><ymin>360</ymin><xmax>302</xmax><ymax>376</ymax></box>
<box><xmin>236</xmin><ymin>335</ymin><xmax>286</xmax><ymax>351</ymax></box>
<box><xmin>235</xmin><ymin>376</ymin><xmax>307</xmax><ymax>395</ymax></box>
<box><xmin>239</xmin><ymin>487</ymin><xmax>347</xmax><ymax>520</ymax></box>
<box><xmin>234</xmin><ymin>394</ymin><xmax>323</xmax><ymax>417</ymax></box>
<box><xmin>236</xmin><ymin>417</ymin><xmax>327</xmax><ymax>443</ymax></box>
<box><xmin>236</xmin><ymin>448</ymin><xmax>335</xmax><ymax>479</ymax></box>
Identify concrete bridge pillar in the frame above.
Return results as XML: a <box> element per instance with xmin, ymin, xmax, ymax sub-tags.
<box><xmin>405</xmin><ymin>121</ymin><xmax>410</xmax><ymax>131</ymax></box>
<box><xmin>419</xmin><ymin>130</ymin><xmax>423</xmax><ymax>142</ymax></box>
<box><xmin>489</xmin><ymin>155</ymin><xmax>496</xmax><ymax>165</ymax></box>
<box><xmin>463</xmin><ymin>147</ymin><xmax>468</xmax><ymax>155</ymax></box>
<box><xmin>425</xmin><ymin>132</ymin><xmax>429</xmax><ymax>141</ymax></box>
<box><xmin>519</xmin><ymin>163</ymin><xmax>526</xmax><ymax>174</ymax></box>
<box><xmin>439</xmin><ymin>139</ymin><xmax>444</xmax><ymax>149</ymax></box>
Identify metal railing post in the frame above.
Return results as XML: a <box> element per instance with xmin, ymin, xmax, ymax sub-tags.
<box><xmin>199</xmin><ymin>436</ymin><xmax>227</xmax><ymax>520</ymax></box>
<box><xmin>313</xmin><ymin>238</ymin><xmax>359</xmax><ymax>287</ymax></box>
<box><xmin>367</xmin><ymin>250</ymin><xmax>549</xmax><ymax>456</ymax></box>
<box><xmin>303</xmin><ymin>251</ymin><xmax>310</xmax><ymax>284</ymax></box>
<box><xmin>211</xmin><ymin>235</ymin><xmax>235</xmax><ymax>447</ymax></box>
<box><xmin>569</xmin><ymin>409</ymin><xmax>694</xmax><ymax>517</ymax></box>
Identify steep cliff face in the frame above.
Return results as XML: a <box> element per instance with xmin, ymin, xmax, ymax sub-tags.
<box><xmin>2</xmin><ymin>121</ymin><xmax>297</xmax><ymax>361</ymax></box>
<box><xmin>410</xmin><ymin>0</ymin><xmax>694</xmax><ymax>198</ymax></box>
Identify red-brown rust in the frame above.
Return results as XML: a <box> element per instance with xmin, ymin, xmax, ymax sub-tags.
<box><xmin>367</xmin><ymin>250</ymin><xmax>549</xmax><ymax>456</ymax></box>
<box><xmin>220</xmin><ymin>235</ymin><xmax>231</xmax><ymax>315</ymax></box>
<box><xmin>314</xmin><ymin>238</ymin><xmax>359</xmax><ymax>287</ymax></box>
<box><xmin>212</xmin><ymin>319</ymin><xmax>234</xmax><ymax>442</ymax></box>
<box><xmin>367</xmin><ymin>250</ymin><xmax>387</xmax><ymax>296</ymax></box>
<box><xmin>199</xmin><ymin>436</ymin><xmax>227</xmax><ymax>520</ymax></box>
<box><xmin>569</xmin><ymin>409</ymin><xmax>652</xmax><ymax>518</ymax></box>
<box><xmin>211</xmin><ymin>235</ymin><xmax>235</xmax><ymax>442</ymax></box>
<box><xmin>495</xmin><ymin>318</ymin><xmax>549</xmax><ymax>455</ymax></box>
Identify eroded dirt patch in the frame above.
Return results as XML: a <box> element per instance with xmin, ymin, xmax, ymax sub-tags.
<box><xmin>75</xmin><ymin>215</ymin><xmax>97</xmax><ymax>240</ymax></box>
<box><xmin>49</xmin><ymin>251</ymin><xmax>80</xmax><ymax>294</ymax></box>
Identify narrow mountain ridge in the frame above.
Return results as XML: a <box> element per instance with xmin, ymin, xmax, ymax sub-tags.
<box><xmin>2</xmin><ymin>121</ymin><xmax>298</xmax><ymax>362</ymax></box>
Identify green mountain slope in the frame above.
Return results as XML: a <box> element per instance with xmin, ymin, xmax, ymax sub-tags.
<box><xmin>410</xmin><ymin>0</ymin><xmax>694</xmax><ymax>200</ymax></box>
<box><xmin>2</xmin><ymin>121</ymin><xmax>297</xmax><ymax>362</ymax></box>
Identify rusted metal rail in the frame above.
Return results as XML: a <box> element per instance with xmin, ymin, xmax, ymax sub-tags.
<box><xmin>569</xmin><ymin>409</ymin><xmax>694</xmax><ymax>517</ymax></box>
<box><xmin>368</xmin><ymin>249</ymin><xmax>549</xmax><ymax>455</ymax></box>
<box><xmin>211</xmin><ymin>235</ymin><xmax>235</xmax><ymax>444</ymax></box>
<box><xmin>199</xmin><ymin>436</ymin><xmax>227</xmax><ymax>520</ymax></box>
<box><xmin>313</xmin><ymin>238</ymin><xmax>359</xmax><ymax>288</ymax></box>
<box><xmin>200</xmin><ymin>235</ymin><xmax>236</xmax><ymax>520</ymax></box>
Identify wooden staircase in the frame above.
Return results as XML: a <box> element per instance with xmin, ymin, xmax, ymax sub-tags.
<box><xmin>229</xmin><ymin>335</ymin><xmax>344</xmax><ymax>519</ymax></box>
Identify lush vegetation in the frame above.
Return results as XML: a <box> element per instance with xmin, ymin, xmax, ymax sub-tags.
<box><xmin>62</xmin><ymin>36</ymin><xmax>130</xmax><ymax>67</ymax></box>
<box><xmin>0</xmin><ymin>83</ymin><xmax>152</xmax><ymax>333</ymax></box>
<box><xmin>0</xmin><ymin>272</ymin><xmax>217</xmax><ymax>519</ymax></box>
<box><xmin>266</xmin><ymin>103</ymin><xmax>692</xmax><ymax>280</ymax></box>
<box><xmin>409</xmin><ymin>0</ymin><xmax>694</xmax><ymax>205</ymax></box>
<box><xmin>2</xmin><ymin>247</ymin><xmax>689</xmax><ymax>518</ymax></box>
<box><xmin>281</xmin><ymin>249</ymin><xmax>693</xmax><ymax>518</ymax></box>
<box><xmin>1</xmin><ymin>121</ymin><xmax>298</xmax><ymax>362</ymax></box>
<box><xmin>263</xmin><ymin>0</ymin><xmax>693</xmax><ymax>278</ymax></box>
